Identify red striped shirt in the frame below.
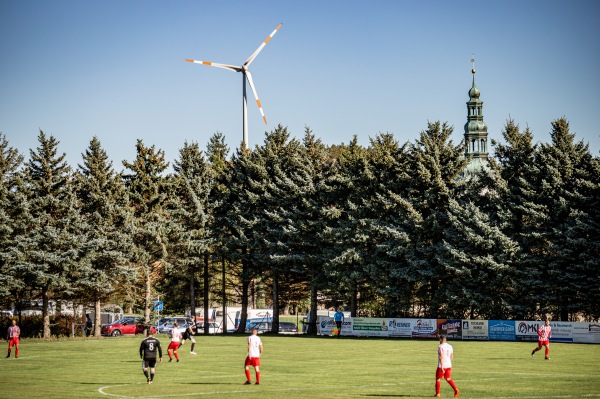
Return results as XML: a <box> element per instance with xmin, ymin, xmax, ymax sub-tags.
<box><xmin>8</xmin><ymin>325</ymin><xmax>20</xmax><ymax>338</ymax></box>
<box><xmin>537</xmin><ymin>325</ymin><xmax>551</xmax><ymax>341</ymax></box>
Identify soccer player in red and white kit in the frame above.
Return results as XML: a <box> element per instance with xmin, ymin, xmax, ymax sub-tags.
<box><xmin>435</xmin><ymin>335</ymin><xmax>459</xmax><ymax>398</ymax></box>
<box><xmin>6</xmin><ymin>319</ymin><xmax>20</xmax><ymax>358</ymax></box>
<box><xmin>531</xmin><ymin>318</ymin><xmax>552</xmax><ymax>360</ymax></box>
<box><xmin>167</xmin><ymin>322</ymin><xmax>182</xmax><ymax>362</ymax></box>
<box><xmin>244</xmin><ymin>327</ymin><xmax>263</xmax><ymax>385</ymax></box>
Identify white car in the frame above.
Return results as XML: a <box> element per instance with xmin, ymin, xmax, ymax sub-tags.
<box><xmin>196</xmin><ymin>322</ymin><xmax>223</xmax><ymax>334</ymax></box>
<box><xmin>158</xmin><ymin>320</ymin><xmax>189</xmax><ymax>335</ymax></box>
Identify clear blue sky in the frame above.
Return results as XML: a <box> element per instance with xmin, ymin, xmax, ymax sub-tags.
<box><xmin>1</xmin><ymin>0</ymin><xmax>599</xmax><ymax>170</ymax></box>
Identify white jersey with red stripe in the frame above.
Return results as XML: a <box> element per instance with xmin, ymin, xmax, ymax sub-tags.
<box><xmin>248</xmin><ymin>334</ymin><xmax>262</xmax><ymax>358</ymax></box>
<box><xmin>170</xmin><ymin>328</ymin><xmax>182</xmax><ymax>343</ymax></box>
<box><xmin>438</xmin><ymin>342</ymin><xmax>453</xmax><ymax>369</ymax></box>
<box><xmin>537</xmin><ymin>325</ymin><xmax>551</xmax><ymax>341</ymax></box>
<box><xmin>8</xmin><ymin>325</ymin><xmax>20</xmax><ymax>338</ymax></box>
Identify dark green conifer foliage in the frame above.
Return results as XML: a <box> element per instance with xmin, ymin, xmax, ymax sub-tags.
<box><xmin>325</xmin><ymin>135</ymin><xmax>370</xmax><ymax>317</ymax></box>
<box><xmin>407</xmin><ymin>122</ymin><xmax>467</xmax><ymax>318</ymax></box>
<box><xmin>169</xmin><ymin>141</ymin><xmax>212</xmax><ymax>316</ymax></box>
<box><xmin>122</xmin><ymin>140</ymin><xmax>171</xmax><ymax>322</ymax></box>
<box><xmin>492</xmin><ymin>119</ymin><xmax>543</xmax><ymax>318</ymax></box>
<box><xmin>459</xmin><ymin>157</ymin><xmax>520</xmax><ymax>319</ymax></box>
<box><xmin>14</xmin><ymin>131</ymin><xmax>83</xmax><ymax>337</ymax></box>
<box><xmin>294</xmin><ymin>128</ymin><xmax>337</xmax><ymax>334</ymax></box>
<box><xmin>533</xmin><ymin>118</ymin><xmax>598</xmax><ymax>320</ymax></box>
<box><xmin>215</xmin><ymin>142</ymin><xmax>262</xmax><ymax>332</ymax></box>
<box><xmin>75</xmin><ymin>136</ymin><xmax>135</xmax><ymax>335</ymax></box>
<box><xmin>247</xmin><ymin>125</ymin><xmax>309</xmax><ymax>332</ymax></box>
<box><xmin>361</xmin><ymin>133</ymin><xmax>420</xmax><ymax>317</ymax></box>
<box><xmin>206</xmin><ymin>132</ymin><xmax>231</xmax><ymax>332</ymax></box>
<box><xmin>0</xmin><ymin>133</ymin><xmax>25</xmax><ymax>300</ymax></box>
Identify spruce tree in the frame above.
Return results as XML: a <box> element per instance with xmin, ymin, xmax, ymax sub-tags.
<box><xmin>122</xmin><ymin>140</ymin><xmax>171</xmax><ymax>322</ymax></box>
<box><xmin>407</xmin><ymin>121</ymin><xmax>467</xmax><ymax>318</ymax></box>
<box><xmin>253</xmin><ymin>126</ymin><xmax>317</xmax><ymax>332</ymax></box>
<box><xmin>534</xmin><ymin>118</ymin><xmax>598</xmax><ymax>320</ymax></box>
<box><xmin>361</xmin><ymin>133</ymin><xmax>420</xmax><ymax>317</ymax></box>
<box><xmin>75</xmin><ymin>136</ymin><xmax>135</xmax><ymax>335</ymax></box>
<box><xmin>0</xmin><ymin>134</ymin><xmax>25</xmax><ymax>301</ymax></box>
<box><xmin>14</xmin><ymin>131</ymin><xmax>83</xmax><ymax>337</ymax></box>
<box><xmin>215</xmin><ymin>143</ymin><xmax>263</xmax><ymax>332</ymax></box>
<box><xmin>492</xmin><ymin>119</ymin><xmax>544</xmax><ymax>318</ymax></box>
<box><xmin>325</xmin><ymin>135</ymin><xmax>371</xmax><ymax>317</ymax></box>
<box><xmin>206</xmin><ymin>132</ymin><xmax>231</xmax><ymax>332</ymax></box>
<box><xmin>169</xmin><ymin>141</ymin><xmax>212</xmax><ymax>319</ymax></box>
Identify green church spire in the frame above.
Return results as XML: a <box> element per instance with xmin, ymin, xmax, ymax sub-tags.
<box><xmin>464</xmin><ymin>54</ymin><xmax>489</xmax><ymax>174</ymax></box>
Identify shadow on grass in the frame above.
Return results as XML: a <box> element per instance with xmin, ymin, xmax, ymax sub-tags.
<box><xmin>360</xmin><ymin>395</ymin><xmax>423</xmax><ymax>397</ymax></box>
<box><xmin>183</xmin><ymin>382</ymin><xmax>241</xmax><ymax>386</ymax></box>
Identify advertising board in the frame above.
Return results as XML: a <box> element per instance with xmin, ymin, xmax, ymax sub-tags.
<box><xmin>317</xmin><ymin>316</ymin><xmax>353</xmax><ymax>336</ymax></box>
<box><xmin>387</xmin><ymin>318</ymin><xmax>413</xmax><ymax>337</ymax></box>
<box><xmin>352</xmin><ymin>318</ymin><xmax>389</xmax><ymax>337</ymax></box>
<box><xmin>515</xmin><ymin>320</ymin><xmax>543</xmax><ymax>342</ymax></box>
<box><xmin>548</xmin><ymin>321</ymin><xmax>573</xmax><ymax>343</ymax></box>
<box><xmin>461</xmin><ymin>319</ymin><xmax>489</xmax><ymax>340</ymax></box>
<box><xmin>411</xmin><ymin>318</ymin><xmax>437</xmax><ymax>338</ymax></box>
<box><xmin>573</xmin><ymin>322</ymin><xmax>600</xmax><ymax>344</ymax></box>
<box><xmin>437</xmin><ymin>319</ymin><xmax>462</xmax><ymax>339</ymax></box>
<box><xmin>488</xmin><ymin>320</ymin><xmax>515</xmax><ymax>341</ymax></box>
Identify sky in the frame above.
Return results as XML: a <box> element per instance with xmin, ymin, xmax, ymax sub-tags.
<box><xmin>1</xmin><ymin>0</ymin><xmax>599</xmax><ymax>171</ymax></box>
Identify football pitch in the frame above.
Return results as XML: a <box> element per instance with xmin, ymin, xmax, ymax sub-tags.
<box><xmin>1</xmin><ymin>334</ymin><xmax>599</xmax><ymax>399</ymax></box>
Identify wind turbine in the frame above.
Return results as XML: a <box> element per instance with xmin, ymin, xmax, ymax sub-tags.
<box><xmin>186</xmin><ymin>23</ymin><xmax>282</xmax><ymax>148</ymax></box>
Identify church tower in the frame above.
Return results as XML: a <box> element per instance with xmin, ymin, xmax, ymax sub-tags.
<box><xmin>464</xmin><ymin>55</ymin><xmax>489</xmax><ymax>174</ymax></box>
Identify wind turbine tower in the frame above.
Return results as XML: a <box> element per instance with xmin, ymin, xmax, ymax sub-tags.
<box><xmin>186</xmin><ymin>23</ymin><xmax>282</xmax><ymax>148</ymax></box>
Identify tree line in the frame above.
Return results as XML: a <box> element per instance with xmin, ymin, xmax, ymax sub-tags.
<box><xmin>0</xmin><ymin>117</ymin><xmax>598</xmax><ymax>337</ymax></box>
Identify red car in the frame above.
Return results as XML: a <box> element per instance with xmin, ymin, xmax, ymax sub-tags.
<box><xmin>101</xmin><ymin>317</ymin><xmax>156</xmax><ymax>336</ymax></box>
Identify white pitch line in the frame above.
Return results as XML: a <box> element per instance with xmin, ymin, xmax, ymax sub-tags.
<box><xmin>98</xmin><ymin>384</ymin><xmax>312</xmax><ymax>398</ymax></box>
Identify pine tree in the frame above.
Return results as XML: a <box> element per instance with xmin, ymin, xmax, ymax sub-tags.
<box><xmin>122</xmin><ymin>140</ymin><xmax>171</xmax><ymax>322</ymax></box>
<box><xmin>74</xmin><ymin>136</ymin><xmax>136</xmax><ymax>336</ymax></box>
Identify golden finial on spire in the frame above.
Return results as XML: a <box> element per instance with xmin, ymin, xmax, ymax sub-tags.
<box><xmin>471</xmin><ymin>53</ymin><xmax>476</xmax><ymax>74</ymax></box>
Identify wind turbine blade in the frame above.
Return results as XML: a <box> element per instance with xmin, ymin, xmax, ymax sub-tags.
<box><xmin>244</xmin><ymin>23</ymin><xmax>282</xmax><ymax>67</ymax></box>
<box><xmin>245</xmin><ymin>71</ymin><xmax>267</xmax><ymax>125</ymax></box>
<box><xmin>185</xmin><ymin>59</ymin><xmax>241</xmax><ymax>72</ymax></box>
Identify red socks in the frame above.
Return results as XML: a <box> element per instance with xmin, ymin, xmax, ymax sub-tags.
<box><xmin>245</xmin><ymin>369</ymin><xmax>251</xmax><ymax>382</ymax></box>
<box><xmin>448</xmin><ymin>379</ymin><xmax>458</xmax><ymax>391</ymax></box>
<box><xmin>256</xmin><ymin>371</ymin><xmax>260</xmax><ymax>383</ymax></box>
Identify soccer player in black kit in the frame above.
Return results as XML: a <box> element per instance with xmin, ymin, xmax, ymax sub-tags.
<box><xmin>140</xmin><ymin>330</ymin><xmax>162</xmax><ymax>384</ymax></box>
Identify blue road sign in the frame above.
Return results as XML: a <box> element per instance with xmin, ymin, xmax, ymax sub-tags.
<box><xmin>154</xmin><ymin>301</ymin><xmax>163</xmax><ymax>311</ymax></box>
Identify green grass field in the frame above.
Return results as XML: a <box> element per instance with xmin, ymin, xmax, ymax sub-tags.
<box><xmin>1</xmin><ymin>334</ymin><xmax>599</xmax><ymax>398</ymax></box>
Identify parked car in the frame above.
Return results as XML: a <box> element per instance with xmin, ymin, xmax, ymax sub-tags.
<box><xmin>101</xmin><ymin>317</ymin><xmax>155</xmax><ymax>336</ymax></box>
<box><xmin>278</xmin><ymin>322</ymin><xmax>299</xmax><ymax>334</ymax></box>
<box><xmin>155</xmin><ymin>317</ymin><xmax>189</xmax><ymax>332</ymax></box>
<box><xmin>244</xmin><ymin>321</ymin><xmax>299</xmax><ymax>334</ymax></box>
<box><xmin>195</xmin><ymin>321</ymin><xmax>223</xmax><ymax>334</ymax></box>
<box><xmin>158</xmin><ymin>320</ymin><xmax>189</xmax><ymax>335</ymax></box>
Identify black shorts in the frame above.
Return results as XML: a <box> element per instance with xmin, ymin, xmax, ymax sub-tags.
<box><xmin>143</xmin><ymin>359</ymin><xmax>157</xmax><ymax>368</ymax></box>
